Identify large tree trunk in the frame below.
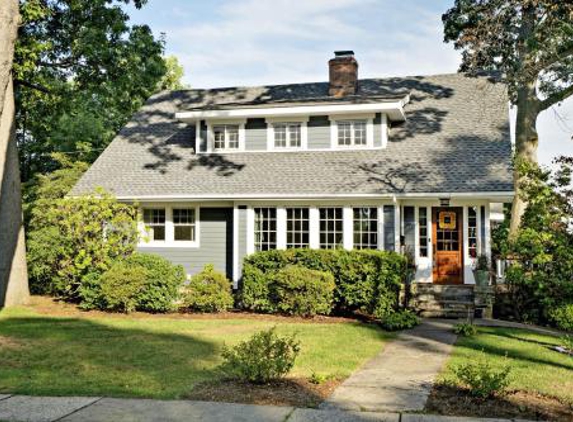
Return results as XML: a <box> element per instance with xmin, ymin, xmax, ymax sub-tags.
<box><xmin>509</xmin><ymin>82</ymin><xmax>539</xmax><ymax>239</ymax></box>
<box><xmin>0</xmin><ymin>0</ymin><xmax>29</xmax><ymax>307</ymax></box>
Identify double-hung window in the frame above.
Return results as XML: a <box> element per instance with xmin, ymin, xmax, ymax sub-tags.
<box><xmin>254</xmin><ymin>208</ymin><xmax>277</xmax><ymax>251</ymax></box>
<box><xmin>273</xmin><ymin>123</ymin><xmax>301</xmax><ymax>148</ymax></box>
<box><xmin>143</xmin><ymin>208</ymin><xmax>166</xmax><ymax>241</ymax></box>
<box><xmin>353</xmin><ymin>207</ymin><xmax>378</xmax><ymax>249</ymax></box>
<box><xmin>286</xmin><ymin>208</ymin><xmax>309</xmax><ymax>248</ymax></box>
<box><xmin>173</xmin><ymin>208</ymin><xmax>196</xmax><ymax>242</ymax></box>
<box><xmin>337</xmin><ymin>120</ymin><xmax>367</xmax><ymax>147</ymax></box>
<box><xmin>319</xmin><ymin>207</ymin><xmax>343</xmax><ymax>249</ymax></box>
<box><xmin>213</xmin><ymin>124</ymin><xmax>240</xmax><ymax>151</ymax></box>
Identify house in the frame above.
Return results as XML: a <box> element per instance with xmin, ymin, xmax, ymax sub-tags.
<box><xmin>71</xmin><ymin>51</ymin><xmax>514</xmax><ymax>287</ymax></box>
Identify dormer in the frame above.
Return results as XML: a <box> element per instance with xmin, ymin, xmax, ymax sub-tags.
<box><xmin>175</xmin><ymin>51</ymin><xmax>410</xmax><ymax>154</ymax></box>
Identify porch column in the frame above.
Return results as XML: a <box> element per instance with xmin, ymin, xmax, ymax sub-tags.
<box><xmin>484</xmin><ymin>204</ymin><xmax>492</xmax><ymax>262</ymax></box>
<box><xmin>343</xmin><ymin>206</ymin><xmax>353</xmax><ymax>250</ymax></box>
<box><xmin>276</xmin><ymin>207</ymin><xmax>287</xmax><ymax>250</ymax></box>
<box><xmin>309</xmin><ymin>206</ymin><xmax>320</xmax><ymax>249</ymax></box>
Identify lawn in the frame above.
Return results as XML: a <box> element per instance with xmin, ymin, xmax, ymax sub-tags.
<box><xmin>429</xmin><ymin>326</ymin><xmax>573</xmax><ymax>421</ymax></box>
<box><xmin>0</xmin><ymin>298</ymin><xmax>392</xmax><ymax>400</ymax></box>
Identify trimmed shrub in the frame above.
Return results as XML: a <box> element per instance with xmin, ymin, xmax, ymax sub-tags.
<box><xmin>96</xmin><ymin>262</ymin><xmax>147</xmax><ymax>313</ymax></box>
<box><xmin>80</xmin><ymin>252</ymin><xmax>186</xmax><ymax>312</ymax></box>
<box><xmin>127</xmin><ymin>253</ymin><xmax>186</xmax><ymax>312</ymax></box>
<box><xmin>221</xmin><ymin>328</ymin><xmax>300</xmax><ymax>383</ymax></box>
<box><xmin>183</xmin><ymin>264</ymin><xmax>234</xmax><ymax>312</ymax></box>
<box><xmin>453</xmin><ymin>322</ymin><xmax>478</xmax><ymax>337</ymax></box>
<box><xmin>271</xmin><ymin>265</ymin><xmax>335</xmax><ymax>317</ymax></box>
<box><xmin>453</xmin><ymin>354</ymin><xmax>511</xmax><ymax>398</ymax></box>
<box><xmin>550</xmin><ymin>304</ymin><xmax>573</xmax><ymax>332</ymax></box>
<box><xmin>240</xmin><ymin>249</ymin><xmax>407</xmax><ymax>317</ymax></box>
<box><xmin>379</xmin><ymin>309</ymin><xmax>419</xmax><ymax>331</ymax></box>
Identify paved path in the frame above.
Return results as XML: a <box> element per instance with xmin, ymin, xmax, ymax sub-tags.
<box><xmin>0</xmin><ymin>395</ymin><xmax>527</xmax><ymax>422</ymax></box>
<box><xmin>321</xmin><ymin>319</ymin><xmax>457</xmax><ymax>413</ymax></box>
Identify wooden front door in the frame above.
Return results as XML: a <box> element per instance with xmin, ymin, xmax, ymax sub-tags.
<box><xmin>432</xmin><ymin>207</ymin><xmax>463</xmax><ymax>284</ymax></box>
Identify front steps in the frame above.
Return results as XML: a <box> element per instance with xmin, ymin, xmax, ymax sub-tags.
<box><xmin>410</xmin><ymin>284</ymin><xmax>476</xmax><ymax>319</ymax></box>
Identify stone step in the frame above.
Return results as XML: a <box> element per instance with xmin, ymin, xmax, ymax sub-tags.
<box><xmin>414</xmin><ymin>293</ymin><xmax>474</xmax><ymax>302</ymax></box>
<box><xmin>419</xmin><ymin>310</ymin><xmax>473</xmax><ymax>318</ymax></box>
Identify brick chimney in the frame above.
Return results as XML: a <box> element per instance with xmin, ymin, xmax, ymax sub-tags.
<box><xmin>329</xmin><ymin>50</ymin><xmax>358</xmax><ymax>97</ymax></box>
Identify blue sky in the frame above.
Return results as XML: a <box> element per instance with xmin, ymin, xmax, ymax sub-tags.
<box><xmin>126</xmin><ymin>0</ymin><xmax>573</xmax><ymax>165</ymax></box>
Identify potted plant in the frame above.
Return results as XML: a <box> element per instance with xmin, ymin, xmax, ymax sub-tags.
<box><xmin>474</xmin><ymin>255</ymin><xmax>490</xmax><ymax>286</ymax></box>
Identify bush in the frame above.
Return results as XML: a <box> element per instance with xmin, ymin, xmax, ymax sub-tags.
<box><xmin>453</xmin><ymin>354</ymin><xmax>511</xmax><ymax>398</ymax></box>
<box><xmin>26</xmin><ymin>189</ymin><xmax>138</xmax><ymax>301</ymax></box>
<box><xmin>221</xmin><ymin>328</ymin><xmax>301</xmax><ymax>383</ymax></box>
<box><xmin>240</xmin><ymin>249</ymin><xmax>406</xmax><ymax>317</ymax></box>
<box><xmin>96</xmin><ymin>262</ymin><xmax>147</xmax><ymax>313</ymax></box>
<box><xmin>126</xmin><ymin>253</ymin><xmax>186</xmax><ymax>312</ymax></box>
<box><xmin>379</xmin><ymin>309</ymin><xmax>419</xmax><ymax>331</ymax></box>
<box><xmin>271</xmin><ymin>265</ymin><xmax>335</xmax><ymax>317</ymax></box>
<box><xmin>81</xmin><ymin>252</ymin><xmax>186</xmax><ymax>312</ymax></box>
<box><xmin>183</xmin><ymin>264</ymin><xmax>234</xmax><ymax>312</ymax></box>
<box><xmin>453</xmin><ymin>322</ymin><xmax>478</xmax><ymax>337</ymax></box>
<box><xmin>549</xmin><ymin>304</ymin><xmax>573</xmax><ymax>332</ymax></box>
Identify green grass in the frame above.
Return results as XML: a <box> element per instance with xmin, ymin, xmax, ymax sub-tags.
<box><xmin>0</xmin><ymin>305</ymin><xmax>392</xmax><ymax>399</ymax></box>
<box><xmin>439</xmin><ymin>326</ymin><xmax>573</xmax><ymax>404</ymax></box>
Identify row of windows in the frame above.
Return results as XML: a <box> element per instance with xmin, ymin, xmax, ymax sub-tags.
<box><xmin>211</xmin><ymin>119</ymin><xmax>369</xmax><ymax>152</ymax></box>
<box><xmin>254</xmin><ymin>207</ymin><xmax>382</xmax><ymax>252</ymax></box>
<box><xmin>142</xmin><ymin>208</ymin><xmax>197</xmax><ymax>242</ymax></box>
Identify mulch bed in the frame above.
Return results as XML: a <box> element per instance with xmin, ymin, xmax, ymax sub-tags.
<box><xmin>186</xmin><ymin>378</ymin><xmax>341</xmax><ymax>408</ymax></box>
<box><xmin>426</xmin><ymin>384</ymin><xmax>573</xmax><ymax>422</ymax></box>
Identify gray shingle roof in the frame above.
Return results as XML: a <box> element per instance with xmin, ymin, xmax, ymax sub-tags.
<box><xmin>71</xmin><ymin>73</ymin><xmax>513</xmax><ymax>198</ymax></box>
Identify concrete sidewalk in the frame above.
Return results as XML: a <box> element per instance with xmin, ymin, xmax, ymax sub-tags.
<box><xmin>321</xmin><ymin>319</ymin><xmax>457</xmax><ymax>413</ymax></box>
<box><xmin>0</xmin><ymin>395</ymin><xmax>528</xmax><ymax>422</ymax></box>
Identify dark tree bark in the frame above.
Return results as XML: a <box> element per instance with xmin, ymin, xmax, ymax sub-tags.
<box><xmin>0</xmin><ymin>0</ymin><xmax>29</xmax><ymax>307</ymax></box>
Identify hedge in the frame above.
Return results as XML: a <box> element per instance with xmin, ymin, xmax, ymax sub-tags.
<box><xmin>239</xmin><ymin>249</ymin><xmax>408</xmax><ymax>318</ymax></box>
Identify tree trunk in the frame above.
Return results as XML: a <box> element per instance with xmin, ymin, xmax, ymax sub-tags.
<box><xmin>0</xmin><ymin>0</ymin><xmax>29</xmax><ymax>307</ymax></box>
<box><xmin>509</xmin><ymin>82</ymin><xmax>539</xmax><ymax>239</ymax></box>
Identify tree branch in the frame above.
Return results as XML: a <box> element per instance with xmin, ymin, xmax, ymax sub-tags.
<box><xmin>13</xmin><ymin>78</ymin><xmax>51</xmax><ymax>94</ymax></box>
<box><xmin>539</xmin><ymin>84</ymin><xmax>573</xmax><ymax>111</ymax></box>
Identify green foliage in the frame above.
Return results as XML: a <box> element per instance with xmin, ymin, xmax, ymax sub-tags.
<box><xmin>271</xmin><ymin>265</ymin><xmax>335</xmax><ymax>317</ymax></box>
<box><xmin>443</xmin><ymin>1</ymin><xmax>573</xmax><ymax>106</ymax></box>
<box><xmin>454</xmin><ymin>322</ymin><xmax>478</xmax><ymax>337</ymax></box>
<box><xmin>550</xmin><ymin>305</ymin><xmax>573</xmax><ymax>332</ymax></box>
<box><xmin>183</xmin><ymin>264</ymin><xmax>234</xmax><ymax>313</ymax></box>
<box><xmin>240</xmin><ymin>249</ymin><xmax>406</xmax><ymax>318</ymax></box>
<box><xmin>125</xmin><ymin>253</ymin><xmax>186</xmax><ymax>312</ymax></box>
<box><xmin>96</xmin><ymin>262</ymin><xmax>147</xmax><ymax>313</ymax></box>
<box><xmin>83</xmin><ymin>253</ymin><xmax>185</xmax><ymax>312</ymax></box>
<box><xmin>26</xmin><ymin>190</ymin><xmax>139</xmax><ymax>300</ymax></box>
<box><xmin>308</xmin><ymin>371</ymin><xmax>330</xmax><ymax>385</ymax></box>
<box><xmin>220</xmin><ymin>328</ymin><xmax>301</xmax><ymax>384</ymax></box>
<box><xmin>15</xmin><ymin>0</ymin><xmax>167</xmax><ymax>181</ymax></box>
<box><xmin>453</xmin><ymin>353</ymin><xmax>511</xmax><ymax>398</ymax></box>
<box><xmin>560</xmin><ymin>335</ymin><xmax>573</xmax><ymax>354</ymax></box>
<box><xmin>379</xmin><ymin>309</ymin><xmax>419</xmax><ymax>331</ymax></box>
<box><xmin>157</xmin><ymin>55</ymin><xmax>187</xmax><ymax>91</ymax></box>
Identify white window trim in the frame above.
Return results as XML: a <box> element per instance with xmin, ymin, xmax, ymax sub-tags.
<box><xmin>330</xmin><ymin>114</ymin><xmax>375</xmax><ymax>149</ymax></box>
<box><xmin>139</xmin><ymin>205</ymin><xmax>200</xmax><ymax>248</ymax></box>
<box><xmin>207</xmin><ymin>119</ymin><xmax>246</xmax><ymax>153</ymax></box>
<box><xmin>266</xmin><ymin>117</ymin><xmax>309</xmax><ymax>150</ymax></box>
<box><xmin>381</xmin><ymin>113</ymin><xmax>388</xmax><ymax>149</ymax></box>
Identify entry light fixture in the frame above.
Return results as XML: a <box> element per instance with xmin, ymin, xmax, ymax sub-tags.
<box><xmin>439</xmin><ymin>197</ymin><xmax>451</xmax><ymax>207</ymax></box>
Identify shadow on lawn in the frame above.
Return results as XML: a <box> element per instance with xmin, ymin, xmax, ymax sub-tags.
<box><xmin>0</xmin><ymin>315</ymin><xmax>337</xmax><ymax>405</ymax></box>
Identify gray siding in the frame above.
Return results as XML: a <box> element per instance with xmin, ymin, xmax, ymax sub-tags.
<box><xmin>307</xmin><ymin>116</ymin><xmax>331</xmax><ymax>149</ymax></box>
<box><xmin>384</xmin><ymin>205</ymin><xmax>395</xmax><ymax>251</ymax></box>
<box><xmin>373</xmin><ymin>113</ymin><xmax>382</xmax><ymax>148</ymax></box>
<box><xmin>199</xmin><ymin>121</ymin><xmax>208</xmax><ymax>152</ymax></box>
<box><xmin>245</xmin><ymin>118</ymin><xmax>267</xmax><ymax>151</ymax></box>
<box><xmin>237</xmin><ymin>206</ymin><xmax>248</xmax><ymax>285</ymax></box>
<box><xmin>138</xmin><ymin>207</ymin><xmax>232</xmax><ymax>278</ymax></box>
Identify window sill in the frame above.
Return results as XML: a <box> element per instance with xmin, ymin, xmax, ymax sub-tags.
<box><xmin>138</xmin><ymin>241</ymin><xmax>200</xmax><ymax>249</ymax></box>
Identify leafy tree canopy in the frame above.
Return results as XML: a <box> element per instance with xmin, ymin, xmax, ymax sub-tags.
<box><xmin>158</xmin><ymin>55</ymin><xmax>188</xmax><ymax>91</ymax></box>
<box><xmin>15</xmin><ymin>0</ymin><xmax>168</xmax><ymax>181</ymax></box>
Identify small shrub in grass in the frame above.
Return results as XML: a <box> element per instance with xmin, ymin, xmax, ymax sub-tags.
<box><xmin>560</xmin><ymin>335</ymin><xmax>573</xmax><ymax>354</ymax></box>
<box><xmin>183</xmin><ymin>264</ymin><xmax>234</xmax><ymax>312</ymax></box>
<box><xmin>550</xmin><ymin>304</ymin><xmax>573</xmax><ymax>332</ymax></box>
<box><xmin>379</xmin><ymin>309</ymin><xmax>419</xmax><ymax>331</ymax></box>
<box><xmin>308</xmin><ymin>371</ymin><xmax>330</xmax><ymax>385</ymax></box>
<box><xmin>97</xmin><ymin>262</ymin><xmax>147</xmax><ymax>313</ymax></box>
<box><xmin>220</xmin><ymin>328</ymin><xmax>301</xmax><ymax>384</ymax></box>
<box><xmin>453</xmin><ymin>322</ymin><xmax>478</xmax><ymax>337</ymax></box>
<box><xmin>453</xmin><ymin>353</ymin><xmax>511</xmax><ymax>398</ymax></box>
<box><xmin>272</xmin><ymin>265</ymin><xmax>335</xmax><ymax>317</ymax></box>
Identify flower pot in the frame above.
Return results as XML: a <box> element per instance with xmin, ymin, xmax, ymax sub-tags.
<box><xmin>475</xmin><ymin>269</ymin><xmax>489</xmax><ymax>286</ymax></box>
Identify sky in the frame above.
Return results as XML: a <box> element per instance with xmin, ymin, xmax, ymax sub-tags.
<box><xmin>126</xmin><ymin>0</ymin><xmax>573</xmax><ymax>166</ymax></box>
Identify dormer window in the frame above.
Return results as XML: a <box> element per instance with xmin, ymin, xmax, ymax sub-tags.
<box><xmin>337</xmin><ymin>120</ymin><xmax>367</xmax><ymax>146</ymax></box>
<box><xmin>213</xmin><ymin>124</ymin><xmax>239</xmax><ymax>151</ymax></box>
<box><xmin>274</xmin><ymin>123</ymin><xmax>301</xmax><ymax>148</ymax></box>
